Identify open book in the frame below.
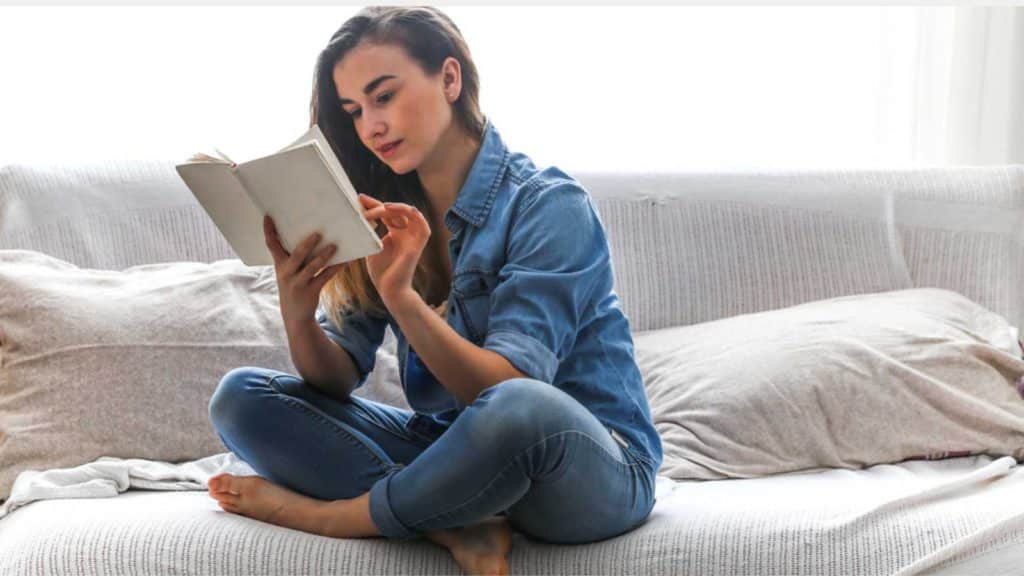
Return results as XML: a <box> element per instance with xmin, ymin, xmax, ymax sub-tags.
<box><xmin>175</xmin><ymin>124</ymin><xmax>383</xmax><ymax>267</ymax></box>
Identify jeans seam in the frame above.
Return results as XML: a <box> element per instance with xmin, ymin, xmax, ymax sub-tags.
<box><xmin>266</xmin><ymin>375</ymin><xmax>398</xmax><ymax>474</ymax></box>
<box><xmin>404</xmin><ymin>416</ymin><xmax>447</xmax><ymax>447</ymax></box>
<box><xmin>269</xmin><ymin>373</ymin><xmax>420</xmax><ymax>452</ymax></box>
<box><xmin>346</xmin><ymin>396</ymin><xmax>421</xmax><ymax>445</ymax></box>
<box><xmin>535</xmin><ymin>429</ymin><xmax>639</xmax><ymax>486</ymax></box>
<box><xmin>623</xmin><ymin>443</ymin><xmax>657</xmax><ymax>468</ymax></box>
<box><xmin>409</xmin><ymin>428</ymin><xmax>640</xmax><ymax>530</ymax></box>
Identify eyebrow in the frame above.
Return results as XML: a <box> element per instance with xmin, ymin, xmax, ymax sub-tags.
<box><xmin>338</xmin><ymin>75</ymin><xmax>396</xmax><ymax>106</ymax></box>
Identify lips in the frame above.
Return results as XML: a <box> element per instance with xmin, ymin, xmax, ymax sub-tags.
<box><xmin>377</xmin><ymin>140</ymin><xmax>402</xmax><ymax>153</ymax></box>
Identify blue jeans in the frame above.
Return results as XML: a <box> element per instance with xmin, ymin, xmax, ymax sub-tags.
<box><xmin>208</xmin><ymin>367</ymin><xmax>657</xmax><ymax>544</ymax></box>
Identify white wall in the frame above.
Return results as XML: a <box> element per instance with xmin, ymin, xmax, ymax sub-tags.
<box><xmin>0</xmin><ymin>6</ymin><xmax>952</xmax><ymax>171</ymax></box>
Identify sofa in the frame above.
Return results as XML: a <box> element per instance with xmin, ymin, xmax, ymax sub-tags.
<box><xmin>1</xmin><ymin>159</ymin><xmax>1023</xmax><ymax>575</ymax></box>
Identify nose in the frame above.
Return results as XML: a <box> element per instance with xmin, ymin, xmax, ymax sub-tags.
<box><xmin>358</xmin><ymin>110</ymin><xmax>386</xmax><ymax>147</ymax></box>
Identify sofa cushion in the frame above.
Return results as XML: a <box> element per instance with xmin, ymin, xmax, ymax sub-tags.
<box><xmin>5</xmin><ymin>161</ymin><xmax>1019</xmax><ymax>335</ymax></box>
<box><xmin>0</xmin><ymin>161</ymin><xmax>235</xmax><ymax>270</ymax></box>
<box><xmin>5</xmin><ymin>454</ymin><xmax>1024</xmax><ymax>575</ymax></box>
<box><xmin>0</xmin><ymin>250</ymin><xmax>404</xmax><ymax>503</ymax></box>
<box><xmin>579</xmin><ymin>166</ymin><xmax>1024</xmax><ymax>333</ymax></box>
<box><xmin>581</xmin><ymin>171</ymin><xmax>916</xmax><ymax>332</ymax></box>
<box><xmin>633</xmin><ymin>287</ymin><xmax>1024</xmax><ymax>480</ymax></box>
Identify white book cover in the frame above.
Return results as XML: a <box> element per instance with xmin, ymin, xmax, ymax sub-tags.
<box><xmin>175</xmin><ymin>124</ymin><xmax>383</xmax><ymax>267</ymax></box>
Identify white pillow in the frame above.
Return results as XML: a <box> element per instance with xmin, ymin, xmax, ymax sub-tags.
<box><xmin>0</xmin><ymin>250</ymin><xmax>403</xmax><ymax>503</ymax></box>
<box><xmin>633</xmin><ymin>287</ymin><xmax>1024</xmax><ymax>480</ymax></box>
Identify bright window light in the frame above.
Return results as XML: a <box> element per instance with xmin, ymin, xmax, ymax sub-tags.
<box><xmin>0</xmin><ymin>6</ymin><xmax>949</xmax><ymax>171</ymax></box>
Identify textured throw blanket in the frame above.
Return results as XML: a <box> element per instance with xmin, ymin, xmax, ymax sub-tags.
<box><xmin>3</xmin><ymin>452</ymin><xmax>1024</xmax><ymax>575</ymax></box>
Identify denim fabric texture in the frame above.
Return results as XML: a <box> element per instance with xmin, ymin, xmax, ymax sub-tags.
<box><xmin>210</xmin><ymin>369</ymin><xmax>656</xmax><ymax>543</ymax></box>
<box><xmin>213</xmin><ymin>117</ymin><xmax>663</xmax><ymax>542</ymax></box>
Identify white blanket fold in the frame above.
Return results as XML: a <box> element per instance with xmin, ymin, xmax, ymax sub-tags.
<box><xmin>0</xmin><ymin>452</ymin><xmax>258</xmax><ymax>520</ymax></box>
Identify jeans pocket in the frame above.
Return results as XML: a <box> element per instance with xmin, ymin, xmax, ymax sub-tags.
<box><xmin>608</xmin><ymin>426</ymin><xmax>656</xmax><ymax>470</ymax></box>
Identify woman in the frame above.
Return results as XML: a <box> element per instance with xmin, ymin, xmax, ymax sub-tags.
<box><xmin>206</xmin><ymin>6</ymin><xmax>662</xmax><ymax>575</ymax></box>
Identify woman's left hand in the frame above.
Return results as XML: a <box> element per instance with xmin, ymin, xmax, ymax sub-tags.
<box><xmin>359</xmin><ymin>193</ymin><xmax>431</xmax><ymax>304</ymax></box>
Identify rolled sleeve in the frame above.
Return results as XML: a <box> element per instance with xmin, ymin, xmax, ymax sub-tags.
<box><xmin>316</xmin><ymin>305</ymin><xmax>388</xmax><ymax>390</ymax></box>
<box><xmin>484</xmin><ymin>328</ymin><xmax>559</xmax><ymax>384</ymax></box>
<box><xmin>484</xmin><ymin>181</ymin><xmax>613</xmax><ymax>383</ymax></box>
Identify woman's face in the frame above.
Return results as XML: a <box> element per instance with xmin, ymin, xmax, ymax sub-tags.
<box><xmin>333</xmin><ymin>42</ymin><xmax>456</xmax><ymax>175</ymax></box>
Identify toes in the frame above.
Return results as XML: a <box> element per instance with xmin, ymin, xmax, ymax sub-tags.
<box><xmin>211</xmin><ymin>474</ymin><xmax>242</xmax><ymax>494</ymax></box>
<box><xmin>482</xmin><ymin>556</ymin><xmax>508</xmax><ymax>576</ymax></box>
<box><xmin>213</xmin><ymin>491</ymin><xmax>241</xmax><ymax>505</ymax></box>
<box><xmin>468</xmin><ymin>555</ymin><xmax>507</xmax><ymax>576</ymax></box>
<box><xmin>208</xmin><ymin>474</ymin><xmax>242</xmax><ymax>496</ymax></box>
<box><xmin>207</xmin><ymin>473</ymin><xmax>227</xmax><ymax>491</ymax></box>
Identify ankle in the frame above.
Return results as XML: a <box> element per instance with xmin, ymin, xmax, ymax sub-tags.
<box><xmin>319</xmin><ymin>494</ymin><xmax>381</xmax><ymax>539</ymax></box>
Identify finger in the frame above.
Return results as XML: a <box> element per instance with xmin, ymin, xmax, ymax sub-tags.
<box><xmin>359</xmin><ymin>193</ymin><xmax>384</xmax><ymax>209</ymax></box>
<box><xmin>408</xmin><ymin>206</ymin><xmax>429</xmax><ymax>231</ymax></box>
<box><xmin>383</xmin><ymin>203</ymin><xmax>418</xmax><ymax>219</ymax></box>
<box><xmin>378</xmin><ymin>204</ymin><xmax>411</xmax><ymax>227</ymax></box>
<box><xmin>311</xmin><ymin>262</ymin><xmax>346</xmax><ymax>293</ymax></box>
<box><xmin>363</xmin><ymin>205</ymin><xmax>388</xmax><ymax>224</ymax></box>
<box><xmin>384</xmin><ymin>203</ymin><xmax>424</xmax><ymax>231</ymax></box>
<box><xmin>285</xmin><ymin>232</ymin><xmax>323</xmax><ymax>277</ymax></box>
<box><xmin>383</xmin><ymin>213</ymin><xmax>409</xmax><ymax>229</ymax></box>
<box><xmin>367</xmin><ymin>205</ymin><xmax>405</xmax><ymax>231</ymax></box>
<box><xmin>263</xmin><ymin>215</ymin><xmax>289</xmax><ymax>263</ymax></box>
<box><xmin>298</xmin><ymin>243</ymin><xmax>337</xmax><ymax>284</ymax></box>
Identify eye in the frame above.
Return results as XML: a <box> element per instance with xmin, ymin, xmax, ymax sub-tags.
<box><xmin>348</xmin><ymin>92</ymin><xmax>394</xmax><ymax>119</ymax></box>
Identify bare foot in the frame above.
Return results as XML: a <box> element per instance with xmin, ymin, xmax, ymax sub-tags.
<box><xmin>426</xmin><ymin>516</ymin><xmax>514</xmax><ymax>576</ymax></box>
<box><xmin>207</xmin><ymin>473</ymin><xmax>327</xmax><ymax>535</ymax></box>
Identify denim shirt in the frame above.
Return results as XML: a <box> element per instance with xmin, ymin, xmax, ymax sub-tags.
<box><xmin>316</xmin><ymin>117</ymin><xmax>663</xmax><ymax>471</ymax></box>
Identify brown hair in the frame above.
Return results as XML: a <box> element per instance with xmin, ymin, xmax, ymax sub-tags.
<box><xmin>310</xmin><ymin>6</ymin><xmax>485</xmax><ymax>327</ymax></box>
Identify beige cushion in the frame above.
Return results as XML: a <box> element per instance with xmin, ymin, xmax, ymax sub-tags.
<box><xmin>0</xmin><ymin>250</ymin><xmax>404</xmax><ymax>502</ymax></box>
<box><xmin>634</xmin><ymin>287</ymin><xmax>1024</xmax><ymax>480</ymax></box>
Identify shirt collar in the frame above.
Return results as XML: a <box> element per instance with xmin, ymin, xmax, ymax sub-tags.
<box><xmin>444</xmin><ymin>116</ymin><xmax>509</xmax><ymax>232</ymax></box>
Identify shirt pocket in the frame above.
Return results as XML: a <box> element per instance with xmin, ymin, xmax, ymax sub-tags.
<box><xmin>451</xmin><ymin>269</ymin><xmax>499</xmax><ymax>344</ymax></box>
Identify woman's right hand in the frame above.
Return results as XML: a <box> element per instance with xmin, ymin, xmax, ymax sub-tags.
<box><xmin>264</xmin><ymin>215</ymin><xmax>345</xmax><ymax>327</ymax></box>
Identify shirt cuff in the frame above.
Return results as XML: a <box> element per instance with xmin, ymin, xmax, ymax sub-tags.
<box><xmin>320</xmin><ymin>330</ymin><xmax>373</xmax><ymax>389</ymax></box>
<box><xmin>484</xmin><ymin>328</ymin><xmax>558</xmax><ymax>384</ymax></box>
<box><xmin>316</xmin><ymin>310</ymin><xmax>375</xmax><ymax>388</ymax></box>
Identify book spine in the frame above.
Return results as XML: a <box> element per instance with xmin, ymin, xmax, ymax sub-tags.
<box><xmin>232</xmin><ymin>166</ymin><xmax>275</xmax><ymax>248</ymax></box>
<box><xmin>233</xmin><ymin>165</ymin><xmax>267</xmax><ymax>215</ymax></box>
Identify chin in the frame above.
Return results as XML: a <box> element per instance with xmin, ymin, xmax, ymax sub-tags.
<box><xmin>388</xmin><ymin>162</ymin><xmax>415</xmax><ymax>175</ymax></box>
<box><xmin>388</xmin><ymin>156</ymin><xmax>419</xmax><ymax>175</ymax></box>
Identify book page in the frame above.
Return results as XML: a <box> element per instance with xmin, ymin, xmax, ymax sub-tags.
<box><xmin>174</xmin><ymin>162</ymin><xmax>272</xmax><ymax>266</ymax></box>
<box><xmin>277</xmin><ymin>124</ymin><xmax>365</xmax><ymax>224</ymax></box>
<box><xmin>279</xmin><ymin>124</ymin><xmax>319</xmax><ymax>153</ymax></box>
<box><xmin>235</xmin><ymin>145</ymin><xmax>383</xmax><ymax>267</ymax></box>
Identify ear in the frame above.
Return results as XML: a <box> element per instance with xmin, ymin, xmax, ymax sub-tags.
<box><xmin>442</xmin><ymin>56</ymin><xmax>462</xmax><ymax>103</ymax></box>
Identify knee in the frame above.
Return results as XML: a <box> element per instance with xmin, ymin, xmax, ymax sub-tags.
<box><xmin>481</xmin><ymin>377</ymin><xmax>560</xmax><ymax>410</ymax></box>
<box><xmin>472</xmin><ymin>378</ymin><xmax>579</xmax><ymax>443</ymax></box>
<box><xmin>208</xmin><ymin>366</ymin><xmax>272</xmax><ymax>430</ymax></box>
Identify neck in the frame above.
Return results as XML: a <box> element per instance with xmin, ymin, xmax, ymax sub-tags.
<box><xmin>416</xmin><ymin>121</ymin><xmax>482</xmax><ymax>228</ymax></box>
